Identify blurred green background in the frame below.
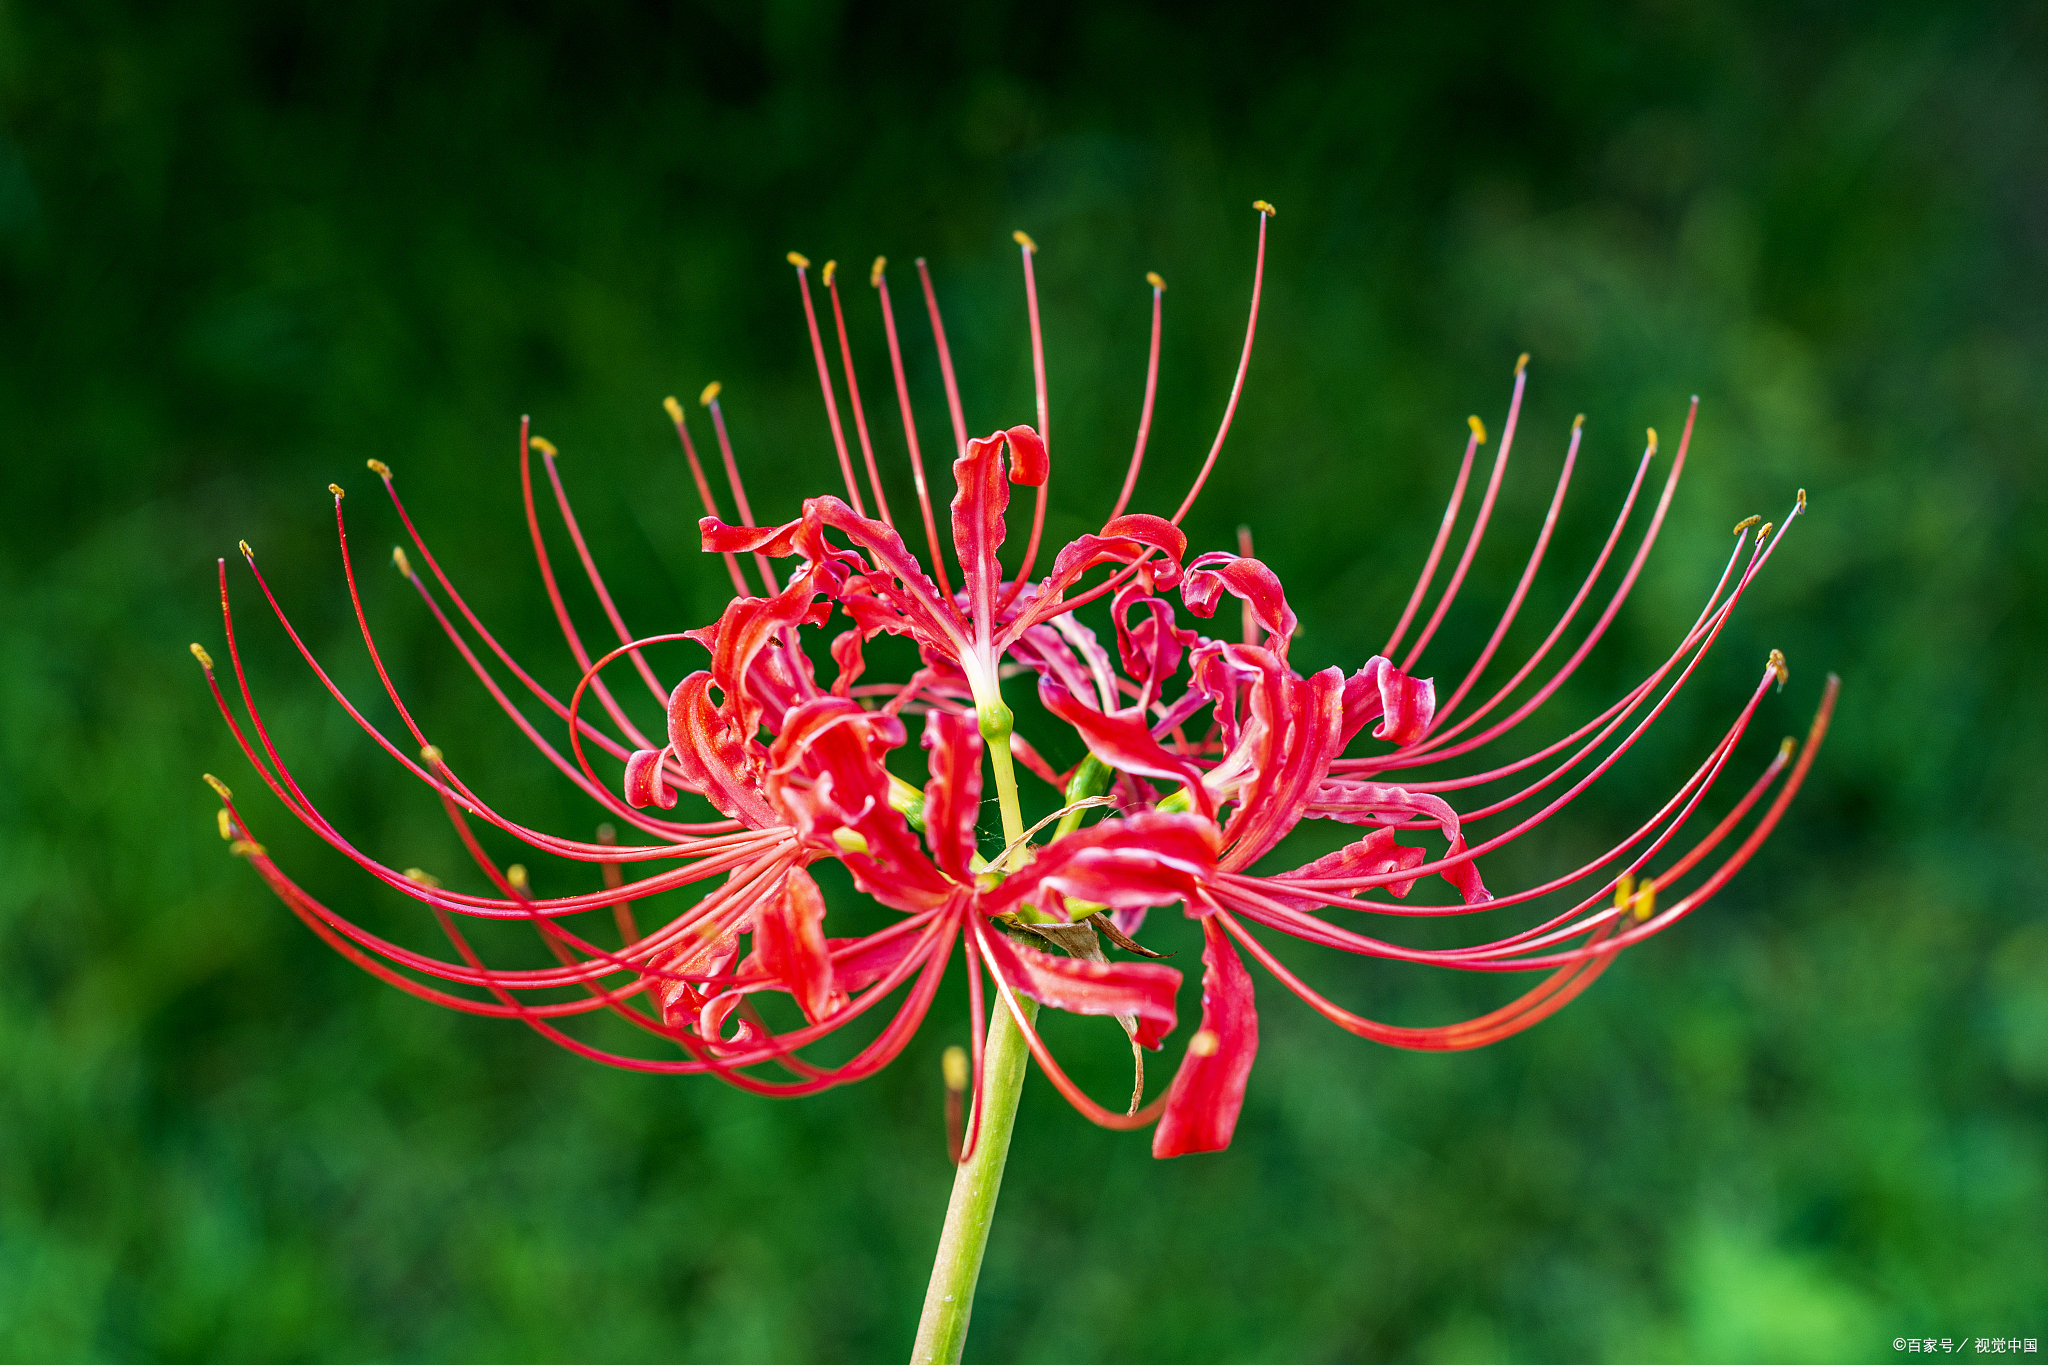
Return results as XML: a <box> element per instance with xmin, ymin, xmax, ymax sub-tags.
<box><xmin>2</xmin><ymin>2</ymin><xmax>2043</xmax><ymax>1361</ymax></box>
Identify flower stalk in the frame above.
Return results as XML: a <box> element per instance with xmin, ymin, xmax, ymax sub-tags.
<box><xmin>911</xmin><ymin>990</ymin><xmax>1039</xmax><ymax>1365</ymax></box>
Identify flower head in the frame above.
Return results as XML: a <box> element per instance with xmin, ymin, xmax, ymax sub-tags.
<box><xmin>198</xmin><ymin>205</ymin><xmax>1834</xmax><ymax>1159</ymax></box>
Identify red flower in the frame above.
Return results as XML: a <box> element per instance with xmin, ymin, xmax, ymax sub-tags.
<box><xmin>197</xmin><ymin>209</ymin><xmax>1833</xmax><ymax>1159</ymax></box>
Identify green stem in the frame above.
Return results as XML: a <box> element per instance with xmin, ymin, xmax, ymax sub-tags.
<box><xmin>909</xmin><ymin>991</ymin><xmax>1039</xmax><ymax>1364</ymax></box>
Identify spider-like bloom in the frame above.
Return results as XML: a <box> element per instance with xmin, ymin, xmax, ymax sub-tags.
<box><xmin>196</xmin><ymin>209</ymin><xmax>1833</xmax><ymax>1159</ymax></box>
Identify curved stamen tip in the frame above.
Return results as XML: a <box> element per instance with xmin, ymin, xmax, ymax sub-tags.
<box><xmin>1613</xmin><ymin>872</ymin><xmax>1635</xmax><ymax>910</ymax></box>
<box><xmin>1631</xmin><ymin>883</ymin><xmax>1658</xmax><ymax>923</ymax></box>
<box><xmin>1516</xmin><ymin>352</ymin><xmax>1530</xmax><ymax>375</ymax></box>
<box><xmin>1573</xmin><ymin>413</ymin><xmax>1586</xmax><ymax>429</ymax></box>
<box><xmin>238</xmin><ymin>539</ymin><xmax>254</xmax><ymax>559</ymax></box>
<box><xmin>202</xmin><ymin>772</ymin><xmax>232</xmax><ymax>801</ymax></box>
<box><xmin>1779</xmin><ymin>735</ymin><xmax>1798</xmax><ymax>761</ymax></box>
<box><xmin>869</xmin><ymin>256</ymin><xmax>887</xmax><ymax>286</ymax></box>
<box><xmin>507</xmin><ymin>863</ymin><xmax>531</xmax><ymax>891</ymax></box>
<box><xmin>328</xmin><ymin>482</ymin><xmax>345</xmax><ymax>499</ymax></box>
<box><xmin>189</xmin><ymin>642</ymin><xmax>215</xmax><ymax>671</ymax></box>
<box><xmin>1756</xmin><ymin>521</ymin><xmax>1774</xmax><ymax>546</ymax></box>
<box><xmin>662</xmin><ymin>395</ymin><xmax>684</xmax><ymax>422</ymax></box>
<box><xmin>1767</xmin><ymin>648</ymin><xmax>1789</xmax><ymax>689</ymax></box>
<box><xmin>366</xmin><ymin>458</ymin><xmax>393</xmax><ymax>478</ymax></box>
<box><xmin>1188</xmin><ymin>1028</ymin><xmax>1221</xmax><ymax>1056</ymax></box>
<box><xmin>215</xmin><ymin>808</ymin><xmax>234</xmax><ymax>840</ymax></box>
<box><xmin>1646</xmin><ymin>427</ymin><xmax>1659</xmax><ymax>454</ymax></box>
<box><xmin>391</xmin><ymin>545</ymin><xmax>414</xmax><ymax>578</ymax></box>
<box><xmin>530</xmin><ymin>435</ymin><xmax>558</xmax><ymax>459</ymax></box>
<box><xmin>1797</xmin><ymin>488</ymin><xmax>1809</xmax><ymax>511</ymax></box>
<box><xmin>1012</xmin><ymin>229</ymin><xmax>1038</xmax><ymax>253</ymax></box>
<box><xmin>941</xmin><ymin>1045</ymin><xmax>969</xmax><ymax>1091</ymax></box>
<box><xmin>786</xmin><ymin>250</ymin><xmax>811</xmax><ymax>270</ymax></box>
<box><xmin>1733</xmin><ymin>514</ymin><xmax>1762</xmax><ymax>535</ymax></box>
<box><xmin>420</xmin><ymin>743</ymin><xmax>446</xmax><ymax>766</ymax></box>
<box><xmin>1467</xmin><ymin>415</ymin><xmax>1488</xmax><ymax>444</ymax></box>
<box><xmin>699</xmin><ymin>381</ymin><xmax>722</xmax><ymax>406</ymax></box>
<box><xmin>822</xmin><ymin>259</ymin><xmax>837</xmax><ymax>286</ymax></box>
<box><xmin>1252</xmin><ymin>199</ymin><xmax>1277</xmax><ymax>216</ymax></box>
<box><xmin>1146</xmin><ymin>270</ymin><xmax>1166</xmax><ymax>291</ymax></box>
<box><xmin>228</xmin><ymin>839</ymin><xmax>268</xmax><ymax>859</ymax></box>
<box><xmin>404</xmin><ymin>866</ymin><xmax>442</xmax><ymax>889</ymax></box>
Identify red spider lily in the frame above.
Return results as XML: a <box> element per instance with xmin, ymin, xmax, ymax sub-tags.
<box><xmin>195</xmin><ymin>206</ymin><xmax>1834</xmax><ymax>1161</ymax></box>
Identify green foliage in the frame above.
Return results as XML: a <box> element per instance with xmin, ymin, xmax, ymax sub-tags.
<box><xmin>2</xmin><ymin>2</ymin><xmax>2042</xmax><ymax>1359</ymax></box>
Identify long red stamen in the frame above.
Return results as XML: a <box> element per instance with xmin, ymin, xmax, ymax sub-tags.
<box><xmin>536</xmin><ymin>443</ymin><xmax>670</xmax><ymax>704</ymax></box>
<box><xmin>916</xmin><ymin>257</ymin><xmax>970</xmax><ymax>458</ymax></box>
<box><xmin>826</xmin><ymin>261</ymin><xmax>894</xmax><ymax>527</ymax></box>
<box><xmin>1383</xmin><ymin>421</ymin><xmax>1480</xmax><ymax>658</ymax></box>
<box><xmin>664</xmin><ymin>395</ymin><xmax>752</xmax><ymax>596</ymax></box>
<box><xmin>872</xmin><ymin>259</ymin><xmax>953</xmax><ymax>595</ymax></box>
<box><xmin>519</xmin><ymin>418</ymin><xmax>660</xmax><ymax>750</ymax></box>
<box><xmin>1400</xmin><ymin>358</ymin><xmax>1529</xmax><ymax>671</ymax></box>
<box><xmin>1109</xmin><ymin>274</ymin><xmax>1166</xmax><ymax>522</ymax></box>
<box><xmin>1427</xmin><ymin>416</ymin><xmax>1581</xmax><ymax>731</ymax></box>
<box><xmin>1170</xmin><ymin>202</ymin><xmax>1272</xmax><ymax>526</ymax></box>
<box><xmin>788</xmin><ymin>252</ymin><xmax>869</xmax><ymax>518</ymax></box>
<box><xmin>702</xmin><ymin>387</ymin><xmax>781</xmax><ymax>594</ymax></box>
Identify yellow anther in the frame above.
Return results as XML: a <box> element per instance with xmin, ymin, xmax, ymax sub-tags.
<box><xmin>1516</xmin><ymin>352</ymin><xmax>1530</xmax><ymax>374</ymax></box>
<box><xmin>822</xmin><ymin>259</ymin><xmax>837</xmax><ymax>286</ymax></box>
<box><xmin>1145</xmin><ymin>270</ymin><xmax>1166</xmax><ymax>291</ymax></box>
<box><xmin>1733</xmin><ymin>514</ymin><xmax>1762</xmax><ymax>535</ymax></box>
<box><xmin>328</xmin><ymin>482</ymin><xmax>345</xmax><ymax>498</ymax></box>
<box><xmin>1467</xmin><ymin>415</ymin><xmax>1488</xmax><ymax>443</ymax></box>
<box><xmin>419</xmin><ymin>744</ymin><xmax>445</xmax><ymax>766</ymax></box>
<box><xmin>391</xmin><ymin>545</ymin><xmax>413</xmax><ymax>578</ymax></box>
<box><xmin>1188</xmin><ymin>1028</ymin><xmax>1221</xmax><ymax>1057</ymax></box>
<box><xmin>662</xmin><ymin>395</ymin><xmax>683</xmax><ymax>423</ymax></box>
<box><xmin>1778</xmin><ymin>735</ymin><xmax>1797</xmax><ymax>761</ymax></box>
<box><xmin>786</xmin><ymin>250</ymin><xmax>811</xmax><ymax>269</ymax></box>
<box><xmin>216</xmin><ymin>808</ymin><xmax>234</xmax><ymax>840</ymax></box>
<box><xmin>699</xmin><ymin>381</ymin><xmax>722</xmax><ymax>406</ymax></box>
<box><xmin>1756</xmin><ymin>521</ymin><xmax>1774</xmax><ymax>545</ymax></box>
<box><xmin>1796</xmin><ymin>488</ymin><xmax>1808</xmax><ymax>511</ymax></box>
<box><xmin>202</xmin><ymin>773</ymin><xmax>232</xmax><ymax>801</ymax></box>
<box><xmin>1573</xmin><ymin>413</ymin><xmax>1586</xmax><ymax>429</ymax></box>
<box><xmin>530</xmin><ymin>435</ymin><xmax>557</xmax><ymax>458</ymax></box>
<box><xmin>1012</xmin><ymin>229</ymin><xmax>1037</xmax><ymax>253</ymax></box>
<box><xmin>403</xmin><ymin>867</ymin><xmax>442</xmax><ymax>889</ymax></box>
<box><xmin>869</xmin><ymin>256</ymin><xmax>886</xmax><ymax>286</ymax></box>
<box><xmin>238</xmin><ymin>539</ymin><xmax>253</xmax><ymax>558</ymax></box>
<box><xmin>941</xmin><ymin>1045</ymin><xmax>969</xmax><ymax>1091</ymax></box>
<box><xmin>507</xmin><ymin>864</ymin><xmax>530</xmax><ymax>891</ymax></box>
<box><xmin>1767</xmin><ymin>648</ymin><xmax>1789</xmax><ymax>688</ymax></box>
<box><xmin>1632</xmin><ymin>883</ymin><xmax>1657</xmax><ymax>922</ymax></box>
<box><xmin>1646</xmin><ymin>427</ymin><xmax>1659</xmax><ymax>452</ymax></box>
<box><xmin>228</xmin><ymin>839</ymin><xmax>267</xmax><ymax>859</ymax></box>
<box><xmin>1252</xmin><ymin>199</ymin><xmax>1277</xmax><ymax>216</ymax></box>
<box><xmin>367</xmin><ymin>458</ymin><xmax>392</xmax><ymax>478</ymax></box>
<box><xmin>1613</xmin><ymin>872</ymin><xmax>1636</xmax><ymax>910</ymax></box>
<box><xmin>189</xmin><ymin>642</ymin><xmax>215</xmax><ymax>670</ymax></box>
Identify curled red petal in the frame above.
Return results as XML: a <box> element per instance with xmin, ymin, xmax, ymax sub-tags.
<box><xmin>1271</xmin><ymin>827</ymin><xmax>1429</xmax><ymax>903</ymax></box>
<box><xmin>1221</xmin><ymin>665</ymin><xmax>1347</xmax><ymax>871</ymax></box>
<box><xmin>1339</xmin><ymin>656</ymin><xmax>1437</xmax><ymax>747</ymax></box>
<box><xmin>983</xmin><ymin>810</ymin><xmax>1218</xmax><ymax>921</ymax></box>
<box><xmin>754</xmin><ymin>866</ymin><xmax>836</xmax><ymax>1023</ymax></box>
<box><xmin>623</xmin><ymin>747</ymin><xmax>678</xmax><ymax>810</ymax></box>
<box><xmin>921</xmin><ymin>709</ymin><xmax>984</xmax><ymax>879</ymax></box>
<box><xmin>1037</xmin><ymin>676</ymin><xmax>1215</xmax><ymax>821</ymax></box>
<box><xmin>1152</xmin><ymin>918</ymin><xmax>1258</xmax><ymax>1157</ymax></box>
<box><xmin>978</xmin><ymin>928</ymin><xmax>1180</xmax><ymax>1049</ymax></box>
<box><xmin>1004</xmin><ymin>423</ymin><xmax>1049</xmax><ymax>486</ymax></box>
<box><xmin>1182</xmin><ymin>552</ymin><xmax>1297</xmax><ymax>644</ymax></box>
